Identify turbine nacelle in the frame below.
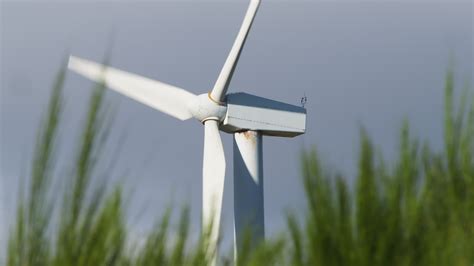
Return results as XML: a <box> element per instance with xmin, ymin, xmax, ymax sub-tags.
<box><xmin>222</xmin><ymin>92</ymin><xmax>306</xmax><ymax>137</ymax></box>
<box><xmin>190</xmin><ymin>92</ymin><xmax>307</xmax><ymax>137</ymax></box>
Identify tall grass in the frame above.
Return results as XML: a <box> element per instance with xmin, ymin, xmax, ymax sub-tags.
<box><xmin>5</xmin><ymin>63</ymin><xmax>473</xmax><ymax>265</ymax></box>
<box><xmin>290</xmin><ymin>68</ymin><xmax>474</xmax><ymax>266</ymax></box>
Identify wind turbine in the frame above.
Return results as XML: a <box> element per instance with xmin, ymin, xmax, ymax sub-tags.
<box><xmin>68</xmin><ymin>0</ymin><xmax>306</xmax><ymax>263</ymax></box>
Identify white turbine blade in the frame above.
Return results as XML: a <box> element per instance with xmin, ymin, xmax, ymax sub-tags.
<box><xmin>68</xmin><ymin>56</ymin><xmax>197</xmax><ymax>120</ymax></box>
<box><xmin>202</xmin><ymin>120</ymin><xmax>226</xmax><ymax>264</ymax></box>
<box><xmin>210</xmin><ymin>0</ymin><xmax>260</xmax><ymax>102</ymax></box>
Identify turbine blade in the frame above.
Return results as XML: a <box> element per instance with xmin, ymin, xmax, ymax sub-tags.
<box><xmin>68</xmin><ymin>56</ymin><xmax>197</xmax><ymax>120</ymax></box>
<box><xmin>202</xmin><ymin>120</ymin><xmax>226</xmax><ymax>264</ymax></box>
<box><xmin>210</xmin><ymin>0</ymin><xmax>260</xmax><ymax>102</ymax></box>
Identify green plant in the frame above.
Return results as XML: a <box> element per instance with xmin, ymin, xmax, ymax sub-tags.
<box><xmin>290</xmin><ymin>68</ymin><xmax>473</xmax><ymax>266</ymax></box>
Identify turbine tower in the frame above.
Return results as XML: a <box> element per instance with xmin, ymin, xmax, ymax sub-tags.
<box><xmin>68</xmin><ymin>0</ymin><xmax>306</xmax><ymax>263</ymax></box>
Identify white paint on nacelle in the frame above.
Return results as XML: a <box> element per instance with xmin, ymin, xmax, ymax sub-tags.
<box><xmin>222</xmin><ymin>93</ymin><xmax>306</xmax><ymax>137</ymax></box>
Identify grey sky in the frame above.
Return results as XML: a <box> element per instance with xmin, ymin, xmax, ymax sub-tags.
<box><xmin>1</xmin><ymin>0</ymin><xmax>472</xmax><ymax>253</ymax></box>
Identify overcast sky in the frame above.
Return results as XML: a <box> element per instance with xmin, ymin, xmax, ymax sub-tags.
<box><xmin>1</xmin><ymin>0</ymin><xmax>472</xmax><ymax>254</ymax></box>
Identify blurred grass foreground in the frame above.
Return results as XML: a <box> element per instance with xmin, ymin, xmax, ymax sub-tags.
<box><xmin>5</xmin><ymin>62</ymin><xmax>474</xmax><ymax>266</ymax></box>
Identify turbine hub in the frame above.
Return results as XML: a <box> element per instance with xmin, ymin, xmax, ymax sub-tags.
<box><xmin>190</xmin><ymin>93</ymin><xmax>227</xmax><ymax>123</ymax></box>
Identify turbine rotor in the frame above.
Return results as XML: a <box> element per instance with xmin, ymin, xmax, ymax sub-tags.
<box><xmin>189</xmin><ymin>93</ymin><xmax>227</xmax><ymax>123</ymax></box>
